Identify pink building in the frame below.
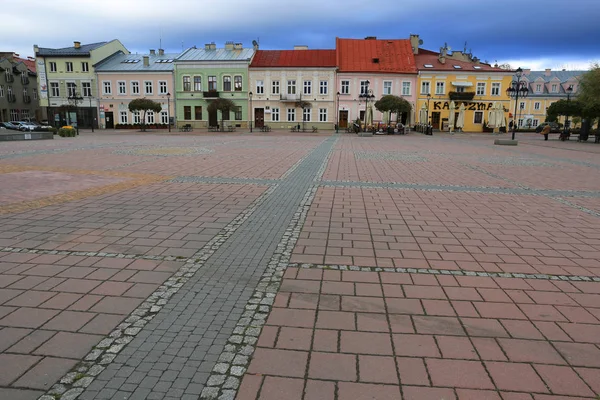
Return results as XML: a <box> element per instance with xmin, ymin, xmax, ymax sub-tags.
<box><xmin>336</xmin><ymin>37</ymin><xmax>418</xmax><ymax>129</ymax></box>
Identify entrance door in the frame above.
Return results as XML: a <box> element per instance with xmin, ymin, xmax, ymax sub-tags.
<box><xmin>454</xmin><ymin>112</ymin><xmax>459</xmax><ymax>129</ymax></box>
<box><xmin>431</xmin><ymin>112</ymin><xmax>441</xmax><ymax>129</ymax></box>
<box><xmin>105</xmin><ymin>112</ymin><xmax>114</xmax><ymax>129</ymax></box>
<box><xmin>254</xmin><ymin>108</ymin><xmax>264</xmax><ymax>128</ymax></box>
<box><xmin>208</xmin><ymin>109</ymin><xmax>218</xmax><ymax>127</ymax></box>
<box><xmin>339</xmin><ymin>110</ymin><xmax>348</xmax><ymax>128</ymax></box>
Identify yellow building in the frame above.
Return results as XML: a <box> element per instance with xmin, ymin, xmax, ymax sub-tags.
<box><xmin>411</xmin><ymin>38</ymin><xmax>514</xmax><ymax>133</ymax></box>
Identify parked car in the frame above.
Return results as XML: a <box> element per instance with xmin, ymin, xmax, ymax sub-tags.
<box><xmin>536</xmin><ymin>122</ymin><xmax>561</xmax><ymax>133</ymax></box>
<box><xmin>0</xmin><ymin>122</ymin><xmax>20</xmax><ymax>130</ymax></box>
<box><xmin>17</xmin><ymin>122</ymin><xmax>38</xmax><ymax>131</ymax></box>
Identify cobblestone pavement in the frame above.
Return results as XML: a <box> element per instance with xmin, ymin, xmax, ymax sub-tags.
<box><xmin>0</xmin><ymin>131</ymin><xmax>598</xmax><ymax>400</ymax></box>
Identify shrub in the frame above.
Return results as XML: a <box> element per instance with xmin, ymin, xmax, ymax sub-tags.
<box><xmin>48</xmin><ymin>127</ymin><xmax>58</xmax><ymax>134</ymax></box>
<box><xmin>58</xmin><ymin>127</ymin><xmax>77</xmax><ymax>137</ymax></box>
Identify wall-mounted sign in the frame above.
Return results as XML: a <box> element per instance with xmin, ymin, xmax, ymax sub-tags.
<box><xmin>433</xmin><ymin>101</ymin><xmax>508</xmax><ymax>112</ymax></box>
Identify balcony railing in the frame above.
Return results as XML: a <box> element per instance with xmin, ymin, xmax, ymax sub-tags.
<box><xmin>5</xmin><ymin>73</ymin><xmax>14</xmax><ymax>83</ymax></box>
<box><xmin>449</xmin><ymin>91</ymin><xmax>475</xmax><ymax>101</ymax></box>
<box><xmin>7</xmin><ymin>93</ymin><xmax>16</xmax><ymax>103</ymax></box>
<box><xmin>23</xmin><ymin>95</ymin><xmax>31</xmax><ymax>103</ymax></box>
<box><xmin>203</xmin><ymin>90</ymin><xmax>219</xmax><ymax>98</ymax></box>
<box><xmin>280</xmin><ymin>94</ymin><xmax>299</xmax><ymax>102</ymax></box>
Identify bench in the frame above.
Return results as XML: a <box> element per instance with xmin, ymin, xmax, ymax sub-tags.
<box><xmin>179</xmin><ymin>124</ymin><xmax>193</xmax><ymax>132</ymax></box>
<box><xmin>208</xmin><ymin>126</ymin><xmax>218</xmax><ymax>132</ymax></box>
<box><xmin>227</xmin><ymin>126</ymin><xmax>236</xmax><ymax>132</ymax></box>
<box><xmin>261</xmin><ymin>125</ymin><xmax>271</xmax><ymax>132</ymax></box>
<box><xmin>290</xmin><ymin>126</ymin><xmax>297</xmax><ymax>132</ymax></box>
<box><xmin>312</xmin><ymin>126</ymin><xmax>318</xmax><ymax>133</ymax></box>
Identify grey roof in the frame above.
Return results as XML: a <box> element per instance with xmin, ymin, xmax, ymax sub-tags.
<box><xmin>36</xmin><ymin>42</ymin><xmax>108</xmax><ymax>56</ymax></box>
<box><xmin>524</xmin><ymin>70</ymin><xmax>586</xmax><ymax>96</ymax></box>
<box><xmin>95</xmin><ymin>52</ymin><xmax>181</xmax><ymax>72</ymax></box>
<box><xmin>176</xmin><ymin>47</ymin><xmax>255</xmax><ymax>62</ymax></box>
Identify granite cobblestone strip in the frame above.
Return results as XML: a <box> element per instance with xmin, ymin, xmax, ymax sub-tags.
<box><xmin>36</xmin><ymin>183</ymin><xmax>279</xmax><ymax>400</ymax></box>
<box><xmin>77</xmin><ymin>136</ymin><xmax>337</xmax><ymax>400</ymax></box>
<box><xmin>287</xmin><ymin>263</ymin><xmax>600</xmax><ymax>282</ymax></box>
<box><xmin>169</xmin><ymin>176</ymin><xmax>280</xmax><ymax>186</ymax></box>
<box><xmin>554</xmin><ymin>197</ymin><xmax>600</xmax><ymax>218</ymax></box>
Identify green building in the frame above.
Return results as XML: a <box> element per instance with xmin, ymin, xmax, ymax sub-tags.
<box><xmin>174</xmin><ymin>42</ymin><xmax>256</xmax><ymax>129</ymax></box>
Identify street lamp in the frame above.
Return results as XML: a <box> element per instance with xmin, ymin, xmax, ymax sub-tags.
<box><xmin>166</xmin><ymin>92</ymin><xmax>171</xmax><ymax>132</ymax></box>
<box><xmin>426</xmin><ymin>93</ymin><xmax>432</xmax><ymax>124</ymax></box>
<box><xmin>358</xmin><ymin>80</ymin><xmax>375</xmax><ymax>132</ymax></box>
<box><xmin>505</xmin><ymin>67</ymin><xmax>529</xmax><ymax>141</ymax></box>
<box><xmin>88</xmin><ymin>96</ymin><xmax>94</xmax><ymax>132</ymax></box>
<box><xmin>68</xmin><ymin>92</ymin><xmax>84</xmax><ymax>135</ymax></box>
<box><xmin>563</xmin><ymin>85</ymin><xmax>573</xmax><ymax>139</ymax></box>
<box><xmin>249</xmin><ymin>91</ymin><xmax>253</xmax><ymax>132</ymax></box>
<box><xmin>336</xmin><ymin>91</ymin><xmax>340</xmax><ymax>133</ymax></box>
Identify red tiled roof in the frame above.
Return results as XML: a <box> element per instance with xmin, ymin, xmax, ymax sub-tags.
<box><xmin>15</xmin><ymin>56</ymin><xmax>36</xmax><ymax>73</ymax></box>
<box><xmin>336</xmin><ymin>38</ymin><xmax>417</xmax><ymax>74</ymax></box>
<box><xmin>415</xmin><ymin>49</ymin><xmax>508</xmax><ymax>72</ymax></box>
<box><xmin>250</xmin><ymin>50</ymin><xmax>336</xmax><ymax>68</ymax></box>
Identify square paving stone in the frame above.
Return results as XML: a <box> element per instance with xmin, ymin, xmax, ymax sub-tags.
<box><xmin>33</xmin><ymin>331</ymin><xmax>103</xmax><ymax>358</ymax></box>
<box><xmin>0</xmin><ymin>354</ymin><xmax>42</xmax><ymax>385</ymax></box>
<box><xmin>13</xmin><ymin>357</ymin><xmax>78</xmax><ymax>389</ymax></box>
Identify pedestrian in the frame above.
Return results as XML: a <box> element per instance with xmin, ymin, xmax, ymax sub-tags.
<box><xmin>509</xmin><ymin>120</ymin><xmax>514</xmax><ymax>131</ymax></box>
<box><xmin>541</xmin><ymin>124</ymin><xmax>551</xmax><ymax>141</ymax></box>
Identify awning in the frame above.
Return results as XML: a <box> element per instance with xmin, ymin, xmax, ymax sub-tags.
<box><xmin>451</xmin><ymin>81</ymin><xmax>473</xmax><ymax>87</ymax></box>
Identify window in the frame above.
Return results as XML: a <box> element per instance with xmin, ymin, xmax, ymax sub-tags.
<box><xmin>518</xmin><ymin>118</ymin><xmax>524</xmax><ymax>127</ymax></box>
<box><xmin>435</xmin><ymin>81</ymin><xmax>445</xmax><ymax>95</ymax></box>
<box><xmin>456</xmin><ymin>86</ymin><xmax>466</xmax><ymax>93</ymax></box>
<box><xmin>146</xmin><ymin>111</ymin><xmax>155</xmax><ymax>124</ymax></box>
<box><xmin>193</xmin><ymin>76</ymin><xmax>201</xmax><ymax>91</ymax></box>
<box><xmin>161</xmin><ymin>111</ymin><xmax>168</xmax><ymax>124</ymax></box>
<box><xmin>67</xmin><ymin>82</ymin><xmax>77</xmax><ymax>97</ymax></box>
<box><xmin>184</xmin><ymin>106</ymin><xmax>191</xmax><ymax>120</ymax></box>
<box><xmin>119</xmin><ymin>111</ymin><xmax>128</xmax><ymax>124</ymax></box>
<box><xmin>49</xmin><ymin>62</ymin><xmax>57</xmax><ymax>72</ymax></box>
<box><xmin>20</xmin><ymin>110</ymin><xmax>29</xmax><ymax>120</ymax></box>
<box><xmin>520</xmin><ymin>102</ymin><xmax>525</xmax><ymax>110</ymax></box>
<box><xmin>131</xmin><ymin>81</ymin><xmax>140</xmax><ymax>95</ymax></box>
<box><xmin>22</xmin><ymin>88</ymin><xmax>27</xmax><ymax>98</ymax></box>
<box><xmin>81</xmin><ymin>62</ymin><xmax>89</xmax><ymax>72</ymax></box>
<box><xmin>402</xmin><ymin>82</ymin><xmax>411</xmax><ymax>96</ymax></box>
<box><xmin>144</xmin><ymin>81</ymin><xmax>153</xmax><ymax>95</ymax></box>
<box><xmin>82</xmin><ymin>82</ymin><xmax>91</xmax><ymax>97</ymax></box>
<box><xmin>303</xmin><ymin>108</ymin><xmax>311</xmax><ymax>122</ymax></box>
<box><xmin>183</xmin><ymin>76</ymin><xmax>191</xmax><ymax>91</ymax></box>
<box><xmin>10</xmin><ymin>110</ymin><xmax>19</xmax><ymax>120</ymax></box>
<box><xmin>383</xmin><ymin>81</ymin><xmax>392</xmax><ymax>95</ymax></box>
<box><xmin>66</xmin><ymin>62</ymin><xmax>73</xmax><ymax>72</ymax></box>
<box><xmin>491</xmin><ymin>82</ymin><xmax>501</xmax><ymax>96</ymax></box>
<box><xmin>33</xmin><ymin>88</ymin><xmax>38</xmax><ymax>100</ymax></box>
<box><xmin>536</xmin><ymin>84</ymin><xmax>542</xmax><ymax>92</ymax></box>
<box><xmin>159</xmin><ymin>81</ymin><xmax>167</xmax><ymax>94</ymax></box>
<box><xmin>272</xmin><ymin>80</ymin><xmax>280</xmax><ymax>94</ymax></box>
<box><xmin>287</xmin><ymin>80</ymin><xmax>296</xmax><ymax>95</ymax></box>
<box><xmin>103</xmin><ymin>81</ymin><xmax>111</xmax><ymax>95</ymax></box>
<box><xmin>133</xmin><ymin>111</ymin><xmax>141</xmax><ymax>124</ymax></box>
<box><xmin>50</xmin><ymin>82</ymin><xmax>59</xmax><ymax>96</ymax></box>
<box><xmin>476</xmin><ymin>82</ymin><xmax>486</xmax><ymax>96</ymax></box>
<box><xmin>533</xmin><ymin>119</ymin><xmax>539</xmax><ymax>127</ymax></box>
<box><xmin>474</xmin><ymin>111</ymin><xmax>483</xmax><ymax>124</ymax></box>
<box><xmin>287</xmin><ymin>108</ymin><xmax>296</xmax><ymax>122</ymax></box>
<box><xmin>360</xmin><ymin>81</ymin><xmax>369</xmax><ymax>95</ymax></box>
<box><xmin>534</xmin><ymin>102</ymin><xmax>541</xmax><ymax>110</ymax></box>
<box><xmin>235</xmin><ymin>106</ymin><xmax>242</xmax><ymax>120</ymax></box>
<box><xmin>223</xmin><ymin>76</ymin><xmax>232</xmax><ymax>91</ymax></box>
<box><xmin>6</xmin><ymin>86</ymin><xmax>12</xmax><ymax>96</ymax></box>
<box><xmin>222</xmin><ymin>108</ymin><xmax>230</xmax><ymax>121</ymax></box>
<box><xmin>303</xmin><ymin>80</ymin><xmax>312</xmax><ymax>95</ymax></box>
<box><xmin>319</xmin><ymin>80</ymin><xmax>328</xmax><ymax>95</ymax></box>
<box><xmin>271</xmin><ymin>107</ymin><xmax>280</xmax><ymax>121</ymax></box>
<box><xmin>421</xmin><ymin>81</ymin><xmax>431</xmax><ymax>94</ymax></box>
<box><xmin>341</xmin><ymin>80</ymin><xmax>349</xmax><ymax>94</ymax></box>
<box><xmin>551</xmin><ymin>84</ymin><xmax>558</xmax><ymax>93</ymax></box>
<box><xmin>234</xmin><ymin>76</ymin><xmax>242</xmax><ymax>91</ymax></box>
<box><xmin>0</xmin><ymin>85</ymin><xmax>3</xmax><ymax>97</ymax></box>
<box><xmin>256</xmin><ymin>80</ymin><xmax>264</xmax><ymax>94</ymax></box>
<box><xmin>208</xmin><ymin>76</ymin><xmax>217</xmax><ymax>91</ymax></box>
<box><xmin>118</xmin><ymin>81</ymin><xmax>126</xmax><ymax>95</ymax></box>
<box><xmin>319</xmin><ymin>108</ymin><xmax>327</xmax><ymax>122</ymax></box>
<box><xmin>194</xmin><ymin>106</ymin><xmax>202</xmax><ymax>120</ymax></box>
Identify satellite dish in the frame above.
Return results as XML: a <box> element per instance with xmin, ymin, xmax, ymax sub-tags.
<box><xmin>418</xmin><ymin>39</ymin><xmax>424</xmax><ymax>45</ymax></box>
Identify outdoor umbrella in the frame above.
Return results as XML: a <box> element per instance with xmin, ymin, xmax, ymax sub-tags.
<box><xmin>456</xmin><ymin>103</ymin><xmax>466</xmax><ymax>130</ymax></box>
<box><xmin>420</xmin><ymin>103</ymin><xmax>427</xmax><ymax>123</ymax></box>
<box><xmin>488</xmin><ymin>102</ymin><xmax>498</xmax><ymax>128</ymax></box>
<box><xmin>366</xmin><ymin>104</ymin><xmax>374</xmax><ymax>127</ymax></box>
<box><xmin>448</xmin><ymin>100</ymin><xmax>456</xmax><ymax>132</ymax></box>
<box><xmin>498</xmin><ymin>104</ymin><xmax>507</xmax><ymax>128</ymax></box>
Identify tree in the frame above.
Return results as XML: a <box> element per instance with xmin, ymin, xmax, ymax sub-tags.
<box><xmin>546</xmin><ymin>99</ymin><xmax>583</xmax><ymax>123</ymax></box>
<box><xmin>374</xmin><ymin>95</ymin><xmax>412</xmax><ymax>125</ymax></box>
<box><xmin>129</xmin><ymin>98</ymin><xmax>162</xmax><ymax>131</ymax></box>
<box><xmin>295</xmin><ymin>99</ymin><xmax>312</xmax><ymax>132</ymax></box>
<box><xmin>576</xmin><ymin>63</ymin><xmax>600</xmax><ymax>128</ymax></box>
<box><xmin>207</xmin><ymin>98</ymin><xmax>236</xmax><ymax>132</ymax></box>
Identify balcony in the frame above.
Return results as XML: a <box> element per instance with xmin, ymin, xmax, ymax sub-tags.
<box><xmin>5</xmin><ymin>73</ymin><xmax>14</xmax><ymax>83</ymax></box>
<box><xmin>449</xmin><ymin>91</ymin><xmax>475</xmax><ymax>101</ymax></box>
<box><xmin>23</xmin><ymin>95</ymin><xmax>31</xmax><ymax>104</ymax></box>
<box><xmin>7</xmin><ymin>93</ymin><xmax>16</xmax><ymax>103</ymax></box>
<box><xmin>279</xmin><ymin>94</ymin><xmax>299</xmax><ymax>102</ymax></box>
<box><xmin>203</xmin><ymin>90</ymin><xmax>219</xmax><ymax>98</ymax></box>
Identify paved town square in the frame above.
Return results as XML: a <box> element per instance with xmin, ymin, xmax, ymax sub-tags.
<box><xmin>0</xmin><ymin>130</ymin><xmax>599</xmax><ymax>400</ymax></box>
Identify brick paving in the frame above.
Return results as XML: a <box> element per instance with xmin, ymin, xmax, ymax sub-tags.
<box><xmin>0</xmin><ymin>130</ymin><xmax>598</xmax><ymax>399</ymax></box>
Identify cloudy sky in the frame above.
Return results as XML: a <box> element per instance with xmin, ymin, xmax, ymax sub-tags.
<box><xmin>4</xmin><ymin>0</ymin><xmax>598</xmax><ymax>71</ymax></box>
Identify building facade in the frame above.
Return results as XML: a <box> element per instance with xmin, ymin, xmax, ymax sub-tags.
<box><xmin>0</xmin><ymin>53</ymin><xmax>40</xmax><ymax>123</ymax></box>
<box><xmin>336</xmin><ymin>37</ymin><xmax>418</xmax><ymax>129</ymax></box>
<box><xmin>174</xmin><ymin>42</ymin><xmax>255</xmax><ymax>129</ymax></box>
<box><xmin>413</xmin><ymin>37</ymin><xmax>514</xmax><ymax>133</ymax></box>
<box><xmin>95</xmin><ymin>49</ymin><xmax>177</xmax><ymax>129</ymax></box>
<box><xmin>249</xmin><ymin>47</ymin><xmax>337</xmax><ymax>130</ymax></box>
<box><xmin>34</xmin><ymin>40</ymin><xmax>129</xmax><ymax>128</ymax></box>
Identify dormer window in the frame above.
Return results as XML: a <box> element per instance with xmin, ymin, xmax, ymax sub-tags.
<box><xmin>453</xmin><ymin>65</ymin><xmax>462</xmax><ymax>69</ymax></box>
<box><xmin>536</xmin><ymin>84</ymin><xmax>542</xmax><ymax>92</ymax></box>
<box><xmin>424</xmin><ymin>64</ymin><xmax>434</xmax><ymax>68</ymax></box>
<box><xmin>473</xmin><ymin>65</ymin><xmax>482</xmax><ymax>69</ymax></box>
<box><xmin>372</xmin><ymin>58</ymin><xmax>380</xmax><ymax>64</ymax></box>
<box><xmin>551</xmin><ymin>84</ymin><xmax>558</xmax><ymax>93</ymax></box>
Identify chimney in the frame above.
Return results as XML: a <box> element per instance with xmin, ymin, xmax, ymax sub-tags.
<box><xmin>205</xmin><ymin>43</ymin><xmax>212</xmax><ymax>50</ymax></box>
<box><xmin>158</xmin><ymin>49</ymin><xmax>164</xmax><ymax>56</ymax></box>
<box><xmin>234</xmin><ymin>43</ymin><xmax>243</xmax><ymax>50</ymax></box>
<box><xmin>253</xmin><ymin>40</ymin><xmax>259</xmax><ymax>51</ymax></box>
<box><xmin>211</xmin><ymin>43</ymin><xmax>216</xmax><ymax>50</ymax></box>
<box><xmin>150</xmin><ymin>49</ymin><xmax>155</xmax><ymax>55</ymax></box>
<box><xmin>409</xmin><ymin>34</ymin><xmax>420</xmax><ymax>55</ymax></box>
<box><xmin>143</xmin><ymin>56</ymin><xmax>149</xmax><ymax>67</ymax></box>
<box><xmin>33</xmin><ymin>44</ymin><xmax>39</xmax><ymax>54</ymax></box>
<box><xmin>438</xmin><ymin>45</ymin><xmax>448</xmax><ymax>64</ymax></box>
<box><xmin>225</xmin><ymin>41</ymin><xmax>234</xmax><ymax>50</ymax></box>
<box><xmin>544</xmin><ymin>68</ymin><xmax>552</xmax><ymax>76</ymax></box>
<box><xmin>365</xmin><ymin>36</ymin><xmax>377</xmax><ymax>40</ymax></box>
<box><xmin>74</xmin><ymin>41</ymin><xmax>81</xmax><ymax>49</ymax></box>
<box><xmin>293</xmin><ymin>45</ymin><xmax>309</xmax><ymax>50</ymax></box>
<box><xmin>523</xmin><ymin>68</ymin><xmax>531</xmax><ymax>75</ymax></box>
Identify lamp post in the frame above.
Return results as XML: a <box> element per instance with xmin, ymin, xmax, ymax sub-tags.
<box><xmin>88</xmin><ymin>96</ymin><xmax>94</xmax><ymax>132</ymax></box>
<box><xmin>426</xmin><ymin>93</ymin><xmax>432</xmax><ymax>124</ymax></box>
<box><xmin>166</xmin><ymin>92</ymin><xmax>171</xmax><ymax>132</ymax></box>
<box><xmin>505</xmin><ymin>67</ymin><xmax>529</xmax><ymax>141</ymax></box>
<box><xmin>358</xmin><ymin>80</ymin><xmax>375</xmax><ymax>132</ymax></box>
<box><xmin>563</xmin><ymin>85</ymin><xmax>573</xmax><ymax>139</ymax></box>
<box><xmin>68</xmin><ymin>92</ymin><xmax>84</xmax><ymax>135</ymax></box>
<box><xmin>336</xmin><ymin>91</ymin><xmax>340</xmax><ymax>133</ymax></box>
<box><xmin>249</xmin><ymin>91</ymin><xmax>253</xmax><ymax>132</ymax></box>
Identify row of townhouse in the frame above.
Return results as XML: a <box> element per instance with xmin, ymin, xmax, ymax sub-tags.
<box><xmin>31</xmin><ymin>36</ymin><xmax>586</xmax><ymax>132</ymax></box>
<box><xmin>0</xmin><ymin>53</ymin><xmax>39</xmax><ymax>123</ymax></box>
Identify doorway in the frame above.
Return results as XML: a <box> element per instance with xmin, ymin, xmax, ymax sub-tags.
<box><xmin>208</xmin><ymin>109</ymin><xmax>218</xmax><ymax>127</ymax></box>
<box><xmin>431</xmin><ymin>112</ymin><xmax>441</xmax><ymax>129</ymax></box>
<box><xmin>338</xmin><ymin>110</ymin><xmax>348</xmax><ymax>128</ymax></box>
<box><xmin>254</xmin><ymin>108</ymin><xmax>264</xmax><ymax>128</ymax></box>
<box><xmin>105</xmin><ymin>112</ymin><xmax>114</xmax><ymax>129</ymax></box>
